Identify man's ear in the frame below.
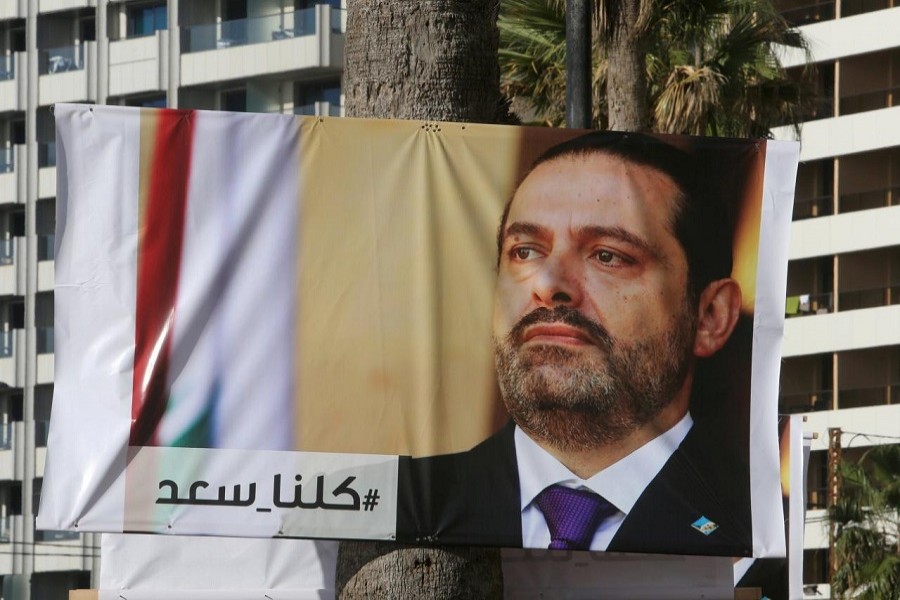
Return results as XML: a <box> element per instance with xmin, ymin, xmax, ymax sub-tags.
<box><xmin>693</xmin><ymin>278</ymin><xmax>742</xmax><ymax>358</ymax></box>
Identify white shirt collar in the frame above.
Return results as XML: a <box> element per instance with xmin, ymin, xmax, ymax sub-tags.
<box><xmin>514</xmin><ymin>412</ymin><xmax>693</xmax><ymax>515</ymax></box>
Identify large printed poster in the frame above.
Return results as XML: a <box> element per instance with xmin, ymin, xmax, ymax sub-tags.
<box><xmin>39</xmin><ymin>104</ymin><xmax>798</xmax><ymax>557</ymax></box>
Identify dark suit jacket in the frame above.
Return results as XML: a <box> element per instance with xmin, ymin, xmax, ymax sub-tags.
<box><xmin>396</xmin><ymin>420</ymin><xmax>753</xmax><ymax>556</ymax></box>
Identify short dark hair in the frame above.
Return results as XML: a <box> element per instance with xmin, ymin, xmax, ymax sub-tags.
<box><xmin>496</xmin><ymin>131</ymin><xmax>737</xmax><ymax>300</ymax></box>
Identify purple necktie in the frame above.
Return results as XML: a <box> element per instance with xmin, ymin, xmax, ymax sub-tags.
<box><xmin>534</xmin><ymin>484</ymin><xmax>618</xmax><ymax>550</ymax></box>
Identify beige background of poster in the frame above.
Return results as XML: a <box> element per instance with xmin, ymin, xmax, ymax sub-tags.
<box><xmin>296</xmin><ymin>118</ymin><xmax>523</xmax><ymax>456</ymax></box>
<box><xmin>295</xmin><ymin>119</ymin><xmax>765</xmax><ymax>457</ymax></box>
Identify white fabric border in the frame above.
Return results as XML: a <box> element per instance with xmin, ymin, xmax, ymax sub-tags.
<box><xmin>38</xmin><ymin>104</ymin><xmax>140</xmax><ymax>531</ymax></box>
<box><xmin>749</xmin><ymin>139</ymin><xmax>800</xmax><ymax>557</ymax></box>
<box><xmin>99</xmin><ymin>534</ymin><xmax>337</xmax><ymax>599</ymax></box>
<box><xmin>788</xmin><ymin>416</ymin><xmax>809</xmax><ymax>599</ymax></box>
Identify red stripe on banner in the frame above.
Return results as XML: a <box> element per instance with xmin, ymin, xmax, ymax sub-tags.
<box><xmin>130</xmin><ymin>110</ymin><xmax>195</xmax><ymax>447</ymax></box>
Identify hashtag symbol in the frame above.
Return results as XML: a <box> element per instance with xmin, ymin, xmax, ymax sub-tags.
<box><xmin>362</xmin><ymin>489</ymin><xmax>380</xmax><ymax>512</ymax></box>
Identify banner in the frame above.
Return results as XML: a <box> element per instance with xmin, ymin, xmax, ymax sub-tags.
<box><xmin>39</xmin><ymin>104</ymin><xmax>798</xmax><ymax>557</ymax></box>
<box><xmin>734</xmin><ymin>414</ymin><xmax>808</xmax><ymax>597</ymax></box>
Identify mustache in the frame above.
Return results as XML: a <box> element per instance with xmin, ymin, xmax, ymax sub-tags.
<box><xmin>509</xmin><ymin>306</ymin><xmax>612</xmax><ymax>349</ymax></box>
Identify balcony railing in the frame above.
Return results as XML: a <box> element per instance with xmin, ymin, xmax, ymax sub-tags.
<box><xmin>786</xmin><ymin>285</ymin><xmax>900</xmax><ymax>317</ymax></box>
<box><xmin>330</xmin><ymin>7</ymin><xmax>345</xmax><ymax>33</ymax></box>
<box><xmin>0</xmin><ymin>236</ymin><xmax>15</xmax><ymax>266</ymax></box>
<box><xmin>34</xmin><ymin>527</ymin><xmax>78</xmax><ymax>542</ymax></box>
<box><xmin>0</xmin><ymin>147</ymin><xmax>13</xmax><ymax>173</ymax></box>
<box><xmin>792</xmin><ymin>187</ymin><xmax>900</xmax><ymax>220</ymax></box>
<box><xmin>839</xmin><ymin>383</ymin><xmax>899</xmax><ymax>409</ymax></box>
<box><xmin>38</xmin><ymin>45</ymin><xmax>85</xmax><ymax>75</ymax></box>
<box><xmin>807</xmin><ymin>485</ymin><xmax>828</xmax><ymax>510</ymax></box>
<box><xmin>0</xmin><ymin>515</ymin><xmax>12</xmax><ymax>543</ymax></box>
<box><xmin>792</xmin><ymin>194</ymin><xmax>833</xmax><ymax>220</ymax></box>
<box><xmin>841</xmin><ymin>0</ymin><xmax>891</xmax><ymax>18</ymax></box>
<box><xmin>840</xmin><ymin>86</ymin><xmax>900</xmax><ymax>116</ymax></box>
<box><xmin>0</xmin><ymin>55</ymin><xmax>13</xmax><ymax>81</ymax></box>
<box><xmin>293</xmin><ymin>103</ymin><xmax>343</xmax><ymax>117</ymax></box>
<box><xmin>38</xmin><ymin>142</ymin><xmax>55</xmax><ymax>168</ymax></box>
<box><xmin>182</xmin><ymin>7</ymin><xmax>322</xmax><ymax>53</ymax></box>
<box><xmin>780</xmin><ymin>384</ymin><xmax>899</xmax><ymax>414</ymax></box>
<box><xmin>36</xmin><ymin>326</ymin><xmax>53</xmax><ymax>355</ymax></box>
<box><xmin>780</xmin><ymin>1</ymin><xmax>834</xmax><ymax>26</ymax></box>
<box><xmin>839</xmin><ymin>186</ymin><xmax>900</xmax><ymax>213</ymax></box>
<box><xmin>0</xmin><ymin>328</ymin><xmax>14</xmax><ymax>358</ymax></box>
<box><xmin>779</xmin><ymin>390</ymin><xmax>833</xmax><ymax>413</ymax></box>
<box><xmin>0</xmin><ymin>422</ymin><xmax>13</xmax><ymax>450</ymax></box>
<box><xmin>839</xmin><ymin>285</ymin><xmax>900</xmax><ymax>311</ymax></box>
<box><xmin>785</xmin><ymin>291</ymin><xmax>833</xmax><ymax>317</ymax></box>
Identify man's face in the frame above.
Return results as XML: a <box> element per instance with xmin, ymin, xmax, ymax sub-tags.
<box><xmin>493</xmin><ymin>153</ymin><xmax>699</xmax><ymax>452</ymax></box>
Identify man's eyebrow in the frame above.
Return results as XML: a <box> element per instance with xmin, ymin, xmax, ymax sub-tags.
<box><xmin>502</xmin><ymin>222</ymin><xmax>549</xmax><ymax>244</ymax></box>
<box><xmin>576</xmin><ymin>225</ymin><xmax>666</xmax><ymax>262</ymax></box>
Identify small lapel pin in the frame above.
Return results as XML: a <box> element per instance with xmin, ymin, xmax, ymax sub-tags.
<box><xmin>691</xmin><ymin>516</ymin><xmax>719</xmax><ymax>536</ymax></box>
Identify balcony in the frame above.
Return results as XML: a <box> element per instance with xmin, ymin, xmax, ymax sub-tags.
<box><xmin>0</xmin><ymin>53</ymin><xmax>24</xmax><ymax>113</ymax></box>
<box><xmin>293</xmin><ymin>101</ymin><xmax>343</xmax><ymax>117</ymax></box>
<box><xmin>0</xmin><ymin>329</ymin><xmax>25</xmax><ymax>388</ymax></box>
<box><xmin>779</xmin><ymin>389</ymin><xmax>833</xmax><ymax>413</ymax></box>
<box><xmin>36</xmin><ymin>327</ymin><xmax>54</xmax><ymax>385</ymax></box>
<box><xmin>786</xmin><ymin>285</ymin><xmax>900</xmax><ymax>318</ymax></box>
<box><xmin>37</xmin><ymin>256</ymin><xmax>54</xmax><ymax>292</ymax></box>
<box><xmin>785</xmin><ymin>291</ymin><xmax>833</xmax><ymax>317</ymax></box>
<box><xmin>780</xmin><ymin>1</ymin><xmax>835</xmax><ymax>27</ymax></box>
<box><xmin>840</xmin><ymin>85</ymin><xmax>900</xmax><ymax>116</ymax></box>
<box><xmin>839</xmin><ymin>186</ymin><xmax>900</xmax><ymax>213</ymax></box>
<box><xmin>0</xmin><ymin>421</ymin><xmax>21</xmax><ymax>481</ymax></box>
<box><xmin>0</xmin><ymin>236</ymin><xmax>25</xmax><ymax>296</ymax></box>
<box><xmin>792</xmin><ymin>194</ymin><xmax>833</xmax><ymax>221</ymax></box>
<box><xmin>109</xmin><ymin>30</ymin><xmax>169</xmax><ymax>98</ymax></box>
<box><xmin>38</xmin><ymin>42</ymin><xmax>96</xmax><ymax>105</ymax></box>
<box><xmin>0</xmin><ymin>3</ymin><xmax>24</xmax><ymax>19</ymax></box>
<box><xmin>182</xmin><ymin>8</ymin><xmax>324</xmax><ymax>53</ymax></box>
<box><xmin>34</xmin><ymin>529</ymin><xmax>85</xmax><ymax>573</ymax></box>
<box><xmin>37</xmin><ymin>142</ymin><xmax>56</xmax><ymax>199</ymax></box>
<box><xmin>780</xmin><ymin>383</ymin><xmax>898</xmax><ymax>414</ymax></box>
<box><xmin>789</xmin><ymin>203</ymin><xmax>900</xmax><ymax>261</ymax></box>
<box><xmin>39</xmin><ymin>44</ymin><xmax>84</xmax><ymax>76</ymax></box>
<box><xmin>0</xmin><ymin>146</ymin><xmax>24</xmax><ymax>205</ymax></box>
<box><xmin>782</xmin><ymin>304</ymin><xmax>900</xmax><ymax>356</ymax></box>
<box><xmin>38</xmin><ymin>0</ymin><xmax>92</xmax><ymax>13</ymax></box>
<box><xmin>180</xmin><ymin>6</ymin><xmax>344</xmax><ymax>87</ymax></box>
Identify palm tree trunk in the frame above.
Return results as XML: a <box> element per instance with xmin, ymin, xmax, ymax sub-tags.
<box><xmin>336</xmin><ymin>542</ymin><xmax>503</xmax><ymax>599</ymax></box>
<box><xmin>344</xmin><ymin>0</ymin><xmax>502</xmax><ymax>122</ymax></box>
<box><xmin>604</xmin><ymin>0</ymin><xmax>649</xmax><ymax>131</ymax></box>
<box><xmin>339</xmin><ymin>1</ymin><xmax>504</xmax><ymax>597</ymax></box>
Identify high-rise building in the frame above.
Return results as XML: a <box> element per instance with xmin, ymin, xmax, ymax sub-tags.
<box><xmin>773</xmin><ymin>1</ymin><xmax>900</xmax><ymax>596</ymax></box>
<box><xmin>0</xmin><ymin>1</ymin><xmax>344</xmax><ymax>597</ymax></box>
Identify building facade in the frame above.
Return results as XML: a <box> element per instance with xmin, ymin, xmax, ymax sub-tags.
<box><xmin>0</xmin><ymin>1</ymin><xmax>344</xmax><ymax>597</ymax></box>
<box><xmin>774</xmin><ymin>0</ymin><xmax>900</xmax><ymax>596</ymax></box>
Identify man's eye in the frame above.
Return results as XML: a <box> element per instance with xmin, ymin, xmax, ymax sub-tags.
<box><xmin>513</xmin><ymin>247</ymin><xmax>537</xmax><ymax>260</ymax></box>
<box><xmin>593</xmin><ymin>249</ymin><xmax>628</xmax><ymax>265</ymax></box>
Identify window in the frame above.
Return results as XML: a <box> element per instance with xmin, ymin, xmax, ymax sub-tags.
<box><xmin>11</xmin><ymin>120</ymin><xmax>24</xmax><ymax>146</ymax></box>
<box><xmin>35</xmin><ymin>293</ymin><xmax>53</xmax><ymax>355</ymax></box>
<box><xmin>222</xmin><ymin>89</ymin><xmax>247</xmax><ymax>113</ymax></box>
<box><xmin>127</xmin><ymin>4</ymin><xmax>168</xmax><ymax>38</ymax></box>
<box><xmin>36</xmin><ymin>200</ymin><xmax>55</xmax><ymax>262</ymax></box>
<box><xmin>223</xmin><ymin>0</ymin><xmax>248</xmax><ymax>21</ymax></box>
<box><xmin>295</xmin><ymin>79</ymin><xmax>341</xmax><ymax>112</ymax></box>
<box><xmin>125</xmin><ymin>95</ymin><xmax>166</xmax><ymax>109</ymax></box>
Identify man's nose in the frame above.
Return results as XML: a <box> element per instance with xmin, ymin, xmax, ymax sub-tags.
<box><xmin>533</xmin><ymin>255</ymin><xmax>582</xmax><ymax>307</ymax></box>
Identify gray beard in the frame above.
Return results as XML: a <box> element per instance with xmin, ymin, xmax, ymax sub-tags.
<box><xmin>494</xmin><ymin>305</ymin><xmax>696</xmax><ymax>453</ymax></box>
